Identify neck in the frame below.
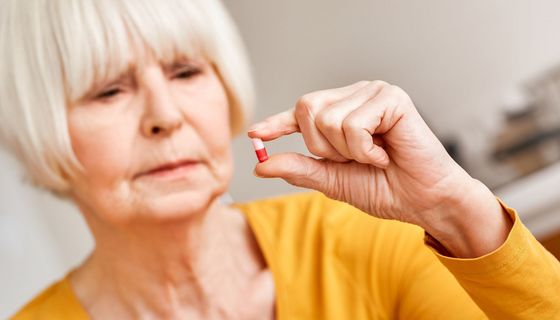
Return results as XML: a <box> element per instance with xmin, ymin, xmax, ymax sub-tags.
<box><xmin>73</xmin><ymin>197</ymin><xmax>265</xmax><ymax>318</ymax></box>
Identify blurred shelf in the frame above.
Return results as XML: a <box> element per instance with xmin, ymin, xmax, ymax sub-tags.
<box><xmin>495</xmin><ymin>161</ymin><xmax>560</xmax><ymax>239</ymax></box>
<box><xmin>493</xmin><ymin>126</ymin><xmax>560</xmax><ymax>160</ymax></box>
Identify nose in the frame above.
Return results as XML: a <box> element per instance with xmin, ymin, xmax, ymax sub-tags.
<box><xmin>140</xmin><ymin>68</ymin><xmax>183</xmax><ymax>138</ymax></box>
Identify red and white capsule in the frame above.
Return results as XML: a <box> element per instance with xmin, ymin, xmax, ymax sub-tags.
<box><xmin>252</xmin><ymin>138</ymin><xmax>268</xmax><ymax>163</ymax></box>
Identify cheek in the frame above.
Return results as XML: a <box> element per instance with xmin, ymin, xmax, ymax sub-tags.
<box><xmin>183</xmin><ymin>75</ymin><xmax>233</xmax><ymax>155</ymax></box>
<box><xmin>187</xmin><ymin>77</ymin><xmax>234</xmax><ymax>181</ymax></box>
<box><xmin>68</xmin><ymin>108</ymin><xmax>135</xmax><ymax>187</ymax></box>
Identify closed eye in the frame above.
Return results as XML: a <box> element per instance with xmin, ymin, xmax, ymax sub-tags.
<box><xmin>95</xmin><ymin>87</ymin><xmax>122</xmax><ymax>100</ymax></box>
<box><xmin>173</xmin><ymin>66</ymin><xmax>202</xmax><ymax>80</ymax></box>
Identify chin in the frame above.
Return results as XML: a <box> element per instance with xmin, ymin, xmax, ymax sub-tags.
<box><xmin>139</xmin><ymin>180</ymin><xmax>230</xmax><ymax>223</ymax></box>
<box><xmin>84</xmin><ymin>162</ymin><xmax>233</xmax><ymax>225</ymax></box>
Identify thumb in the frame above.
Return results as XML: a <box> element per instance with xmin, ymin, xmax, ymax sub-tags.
<box><xmin>254</xmin><ymin>152</ymin><xmax>332</xmax><ymax>193</ymax></box>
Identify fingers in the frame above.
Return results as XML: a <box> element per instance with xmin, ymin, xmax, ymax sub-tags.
<box><xmin>343</xmin><ymin>85</ymin><xmax>408</xmax><ymax>168</ymax></box>
<box><xmin>248</xmin><ymin>81</ymin><xmax>411</xmax><ymax>168</ymax></box>
<box><xmin>294</xmin><ymin>96</ymin><xmax>348</xmax><ymax>162</ymax></box>
<box><xmin>314</xmin><ymin>81</ymin><xmax>387</xmax><ymax>159</ymax></box>
<box><xmin>248</xmin><ymin>81</ymin><xmax>370</xmax><ymax>140</ymax></box>
<box><xmin>249</xmin><ymin>81</ymin><xmax>371</xmax><ymax>162</ymax></box>
<box><xmin>248</xmin><ymin>107</ymin><xmax>348</xmax><ymax>162</ymax></box>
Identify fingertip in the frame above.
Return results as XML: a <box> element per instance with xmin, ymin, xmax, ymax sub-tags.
<box><xmin>253</xmin><ymin>166</ymin><xmax>264</xmax><ymax>178</ymax></box>
<box><xmin>248</xmin><ymin>130</ymin><xmax>280</xmax><ymax>143</ymax></box>
<box><xmin>252</xmin><ymin>153</ymin><xmax>296</xmax><ymax>178</ymax></box>
<box><xmin>253</xmin><ymin>158</ymin><xmax>277</xmax><ymax>178</ymax></box>
<box><xmin>247</xmin><ymin>124</ymin><xmax>268</xmax><ymax>138</ymax></box>
<box><xmin>247</xmin><ymin>130</ymin><xmax>262</xmax><ymax>138</ymax></box>
<box><xmin>248</xmin><ymin>121</ymin><xmax>267</xmax><ymax>132</ymax></box>
<box><xmin>246</xmin><ymin>128</ymin><xmax>285</xmax><ymax>141</ymax></box>
<box><xmin>248</xmin><ymin>110</ymin><xmax>299</xmax><ymax>140</ymax></box>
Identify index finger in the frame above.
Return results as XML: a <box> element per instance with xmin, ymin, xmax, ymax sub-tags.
<box><xmin>247</xmin><ymin>81</ymin><xmax>372</xmax><ymax>141</ymax></box>
<box><xmin>247</xmin><ymin>109</ymin><xmax>300</xmax><ymax>141</ymax></box>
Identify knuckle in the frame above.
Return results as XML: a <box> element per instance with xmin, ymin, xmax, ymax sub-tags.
<box><xmin>316</xmin><ymin>110</ymin><xmax>340</xmax><ymax>133</ymax></box>
<box><xmin>371</xmin><ymin>80</ymin><xmax>390</xmax><ymax>88</ymax></box>
<box><xmin>296</xmin><ymin>93</ymin><xmax>322</xmax><ymax>112</ymax></box>
<box><xmin>354</xmin><ymin>80</ymin><xmax>371</xmax><ymax>87</ymax></box>
<box><xmin>385</xmin><ymin>85</ymin><xmax>415</xmax><ymax>111</ymax></box>
<box><xmin>295</xmin><ymin>94</ymin><xmax>324</xmax><ymax>123</ymax></box>
<box><xmin>388</xmin><ymin>85</ymin><xmax>409</xmax><ymax>100</ymax></box>
<box><xmin>294</xmin><ymin>103</ymin><xmax>309</xmax><ymax>123</ymax></box>
<box><xmin>377</xmin><ymin>87</ymin><xmax>400</xmax><ymax>106</ymax></box>
<box><xmin>387</xmin><ymin>84</ymin><xmax>402</xmax><ymax>95</ymax></box>
<box><xmin>342</xmin><ymin>115</ymin><xmax>363</xmax><ymax>131</ymax></box>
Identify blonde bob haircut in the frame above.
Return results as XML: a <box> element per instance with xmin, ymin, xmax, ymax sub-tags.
<box><xmin>0</xmin><ymin>0</ymin><xmax>254</xmax><ymax>195</ymax></box>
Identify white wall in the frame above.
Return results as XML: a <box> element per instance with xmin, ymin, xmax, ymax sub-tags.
<box><xmin>0</xmin><ymin>151</ymin><xmax>93</xmax><ymax>316</ymax></box>
<box><xmin>3</xmin><ymin>0</ymin><xmax>560</xmax><ymax>317</ymax></box>
<box><xmin>225</xmin><ymin>0</ymin><xmax>560</xmax><ymax>192</ymax></box>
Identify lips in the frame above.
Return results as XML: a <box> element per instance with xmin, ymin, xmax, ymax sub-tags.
<box><xmin>136</xmin><ymin>159</ymin><xmax>200</xmax><ymax>179</ymax></box>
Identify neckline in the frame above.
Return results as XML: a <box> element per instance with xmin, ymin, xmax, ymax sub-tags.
<box><xmin>64</xmin><ymin>202</ymin><xmax>286</xmax><ymax>319</ymax></box>
<box><xmin>63</xmin><ymin>271</ymin><xmax>94</xmax><ymax>318</ymax></box>
<box><xmin>231</xmin><ymin>201</ymin><xmax>287</xmax><ymax>320</ymax></box>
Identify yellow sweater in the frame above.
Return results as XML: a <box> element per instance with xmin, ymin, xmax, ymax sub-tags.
<box><xmin>12</xmin><ymin>192</ymin><xmax>560</xmax><ymax>319</ymax></box>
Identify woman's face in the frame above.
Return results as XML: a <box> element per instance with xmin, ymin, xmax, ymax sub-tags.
<box><xmin>68</xmin><ymin>55</ymin><xmax>233</xmax><ymax>225</ymax></box>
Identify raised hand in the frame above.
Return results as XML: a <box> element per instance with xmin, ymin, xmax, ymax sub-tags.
<box><xmin>248</xmin><ymin>81</ymin><xmax>512</xmax><ymax>258</ymax></box>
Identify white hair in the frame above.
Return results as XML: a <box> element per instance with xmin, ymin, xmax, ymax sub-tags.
<box><xmin>0</xmin><ymin>0</ymin><xmax>254</xmax><ymax>194</ymax></box>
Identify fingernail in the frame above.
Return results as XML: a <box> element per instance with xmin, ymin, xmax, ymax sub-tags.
<box><xmin>248</xmin><ymin>122</ymin><xmax>266</xmax><ymax>132</ymax></box>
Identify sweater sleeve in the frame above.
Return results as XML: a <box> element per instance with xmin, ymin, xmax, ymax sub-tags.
<box><xmin>393</xmin><ymin>226</ymin><xmax>487</xmax><ymax>319</ymax></box>
<box><xmin>424</xmin><ymin>200</ymin><xmax>560</xmax><ymax>319</ymax></box>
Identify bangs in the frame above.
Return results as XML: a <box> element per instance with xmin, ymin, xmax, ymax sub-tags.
<box><xmin>0</xmin><ymin>0</ymin><xmax>253</xmax><ymax>193</ymax></box>
<box><xmin>51</xmin><ymin>0</ymin><xmax>212</xmax><ymax>102</ymax></box>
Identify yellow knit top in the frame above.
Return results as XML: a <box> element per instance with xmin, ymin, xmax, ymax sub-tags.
<box><xmin>12</xmin><ymin>192</ymin><xmax>560</xmax><ymax>319</ymax></box>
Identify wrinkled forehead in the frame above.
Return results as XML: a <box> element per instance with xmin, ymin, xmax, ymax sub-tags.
<box><xmin>55</xmin><ymin>0</ymin><xmax>211</xmax><ymax>101</ymax></box>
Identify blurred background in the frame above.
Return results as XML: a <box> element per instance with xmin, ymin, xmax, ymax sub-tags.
<box><xmin>3</xmin><ymin>0</ymin><xmax>560</xmax><ymax>316</ymax></box>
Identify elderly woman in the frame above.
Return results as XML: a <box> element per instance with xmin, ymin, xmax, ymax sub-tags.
<box><xmin>2</xmin><ymin>0</ymin><xmax>559</xmax><ymax>319</ymax></box>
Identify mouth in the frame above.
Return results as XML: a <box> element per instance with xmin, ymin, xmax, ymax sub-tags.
<box><xmin>135</xmin><ymin>159</ymin><xmax>201</xmax><ymax>180</ymax></box>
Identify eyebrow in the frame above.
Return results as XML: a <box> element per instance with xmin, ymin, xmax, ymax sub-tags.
<box><xmin>87</xmin><ymin>57</ymin><xmax>199</xmax><ymax>95</ymax></box>
<box><xmin>77</xmin><ymin>65</ymin><xmax>136</xmax><ymax>102</ymax></box>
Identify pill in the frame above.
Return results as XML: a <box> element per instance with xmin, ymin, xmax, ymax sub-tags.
<box><xmin>251</xmin><ymin>138</ymin><xmax>268</xmax><ymax>163</ymax></box>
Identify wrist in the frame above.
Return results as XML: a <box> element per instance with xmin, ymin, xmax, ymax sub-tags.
<box><xmin>422</xmin><ymin>177</ymin><xmax>513</xmax><ymax>258</ymax></box>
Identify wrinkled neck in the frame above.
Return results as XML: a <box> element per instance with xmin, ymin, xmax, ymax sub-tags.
<box><xmin>73</xmin><ymin>197</ymin><xmax>265</xmax><ymax>318</ymax></box>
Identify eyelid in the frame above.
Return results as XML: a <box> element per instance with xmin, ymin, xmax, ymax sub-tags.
<box><xmin>169</xmin><ymin>59</ymin><xmax>203</xmax><ymax>73</ymax></box>
<box><xmin>171</xmin><ymin>66</ymin><xmax>202</xmax><ymax>80</ymax></box>
<box><xmin>172</xmin><ymin>64</ymin><xmax>200</xmax><ymax>75</ymax></box>
<box><xmin>92</xmin><ymin>70</ymin><xmax>136</xmax><ymax>94</ymax></box>
<box><xmin>93</xmin><ymin>83</ymin><xmax>124</xmax><ymax>100</ymax></box>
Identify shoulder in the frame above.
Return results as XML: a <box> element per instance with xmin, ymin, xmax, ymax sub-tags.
<box><xmin>11</xmin><ymin>274</ymin><xmax>88</xmax><ymax>320</ymax></box>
